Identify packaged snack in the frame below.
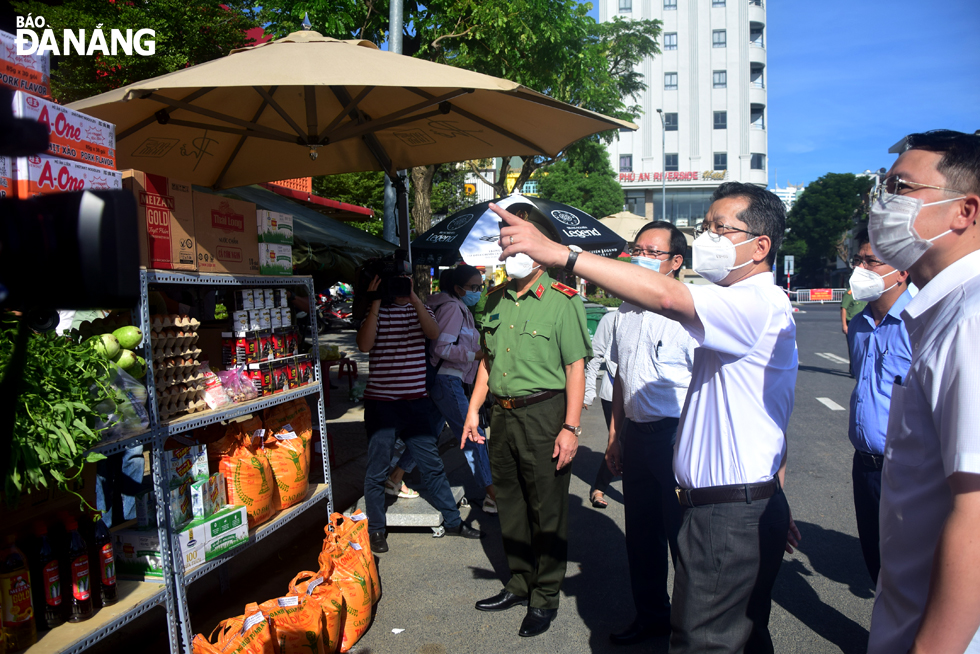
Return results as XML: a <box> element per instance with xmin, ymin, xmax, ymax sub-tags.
<box><xmin>200</xmin><ymin>362</ymin><xmax>232</xmax><ymax>410</ymax></box>
<box><xmin>271</xmin><ymin>330</ymin><xmax>287</xmax><ymax>359</ymax></box>
<box><xmin>258</xmin><ymin>330</ymin><xmax>274</xmax><ymax>361</ymax></box>
<box><xmin>297</xmin><ymin>356</ymin><xmax>315</xmax><ymax>386</ymax></box>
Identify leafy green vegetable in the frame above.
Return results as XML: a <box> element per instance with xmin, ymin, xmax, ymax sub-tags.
<box><xmin>0</xmin><ymin>315</ymin><xmax>112</xmax><ymax>508</ymax></box>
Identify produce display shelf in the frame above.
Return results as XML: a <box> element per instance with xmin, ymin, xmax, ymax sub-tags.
<box><xmin>183</xmin><ymin>483</ymin><xmax>331</xmax><ymax>584</ymax></box>
<box><xmin>87</xmin><ymin>428</ymin><xmax>156</xmax><ymax>457</ymax></box>
<box><xmin>159</xmin><ymin>385</ymin><xmax>322</xmax><ymax>434</ymax></box>
<box><xmin>145</xmin><ymin>271</ymin><xmax>313</xmax><ymax>287</ymax></box>
<box><xmin>24</xmin><ymin>581</ymin><xmax>166</xmax><ymax>654</ymax></box>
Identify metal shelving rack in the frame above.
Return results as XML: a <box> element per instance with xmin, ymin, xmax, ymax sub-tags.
<box><xmin>139</xmin><ymin>271</ymin><xmax>333</xmax><ymax>654</ymax></box>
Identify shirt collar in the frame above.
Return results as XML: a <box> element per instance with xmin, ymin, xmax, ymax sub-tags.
<box><xmin>904</xmin><ymin>250</ymin><xmax>980</xmax><ymax>322</ymax></box>
<box><xmin>730</xmin><ymin>271</ymin><xmax>775</xmax><ymax>288</ymax></box>
<box><xmin>507</xmin><ymin>270</ymin><xmax>552</xmax><ymax>301</ymax></box>
<box><xmin>885</xmin><ymin>288</ymin><xmax>914</xmax><ymax>320</ymax></box>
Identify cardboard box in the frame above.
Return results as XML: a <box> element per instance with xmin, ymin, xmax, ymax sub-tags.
<box><xmin>162</xmin><ymin>444</ymin><xmax>209</xmax><ymax>486</ymax></box>
<box><xmin>200</xmin><ymin>505</ymin><xmax>249</xmax><ymax>560</ymax></box>
<box><xmin>257</xmin><ymin>210</ymin><xmax>294</xmax><ymax>244</ymax></box>
<box><xmin>123</xmin><ymin>170</ymin><xmax>197</xmax><ymax>271</ymax></box>
<box><xmin>0</xmin><ymin>156</ymin><xmax>11</xmax><ymax>198</ymax></box>
<box><xmin>0</xmin><ymin>30</ymin><xmax>51</xmax><ymax>98</ymax></box>
<box><xmin>12</xmin><ymin>92</ymin><xmax>116</xmax><ymax>169</ymax></box>
<box><xmin>170</xmin><ymin>481</ymin><xmax>193</xmax><ymax>529</ymax></box>
<box><xmin>114</xmin><ymin>526</ymin><xmax>205</xmax><ymax>580</ymax></box>
<box><xmin>14</xmin><ymin>154</ymin><xmax>121</xmax><ymax>198</ymax></box>
<box><xmin>193</xmin><ymin>193</ymin><xmax>260</xmax><ymax>275</ymax></box>
<box><xmin>258</xmin><ymin>243</ymin><xmax>293</xmax><ymax>276</ymax></box>
<box><xmin>190</xmin><ymin>473</ymin><xmax>226</xmax><ymax>519</ymax></box>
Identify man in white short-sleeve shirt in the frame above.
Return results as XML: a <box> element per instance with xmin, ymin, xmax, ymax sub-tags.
<box><xmin>866</xmin><ymin>130</ymin><xmax>980</xmax><ymax>654</ymax></box>
<box><xmin>492</xmin><ymin>182</ymin><xmax>800</xmax><ymax>653</ymax></box>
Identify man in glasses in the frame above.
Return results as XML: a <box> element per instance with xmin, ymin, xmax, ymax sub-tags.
<box><xmin>492</xmin><ymin>182</ymin><xmax>799</xmax><ymax>653</ymax></box>
<box><xmin>864</xmin><ymin>130</ymin><xmax>980</xmax><ymax>654</ymax></box>
<box><xmin>844</xmin><ymin>228</ymin><xmax>912</xmax><ymax>587</ymax></box>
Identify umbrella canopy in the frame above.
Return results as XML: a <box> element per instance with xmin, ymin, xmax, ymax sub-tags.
<box><xmin>68</xmin><ymin>30</ymin><xmax>636</xmax><ymax>190</ymax></box>
<box><xmin>412</xmin><ymin>194</ymin><xmax>628</xmax><ymax>267</ymax></box>
<box><xmin>600</xmin><ymin>211</ymin><xmax>650</xmax><ymax>243</ymax></box>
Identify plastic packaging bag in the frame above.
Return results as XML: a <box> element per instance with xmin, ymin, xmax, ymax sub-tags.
<box><xmin>207</xmin><ymin>416</ymin><xmax>275</xmax><ymax>528</ymax></box>
<box><xmin>263</xmin><ymin>425</ymin><xmax>310</xmax><ymax>511</ymax></box>
<box><xmin>256</xmin><ymin>595</ymin><xmax>326</xmax><ymax>654</ymax></box>
<box><xmin>287</xmin><ymin>572</ymin><xmax>344</xmax><ymax>654</ymax></box>
<box><xmin>318</xmin><ymin>541</ymin><xmax>373</xmax><ymax>652</ymax></box>
<box><xmin>95</xmin><ymin>366</ymin><xmax>150</xmax><ymax>439</ymax></box>
<box><xmin>218</xmin><ymin>367</ymin><xmax>260</xmax><ymax>404</ymax></box>
<box><xmin>322</xmin><ymin>512</ymin><xmax>380</xmax><ymax>606</ymax></box>
<box><xmin>200</xmin><ymin>362</ymin><xmax>233</xmax><ymax>410</ymax></box>
<box><xmin>194</xmin><ymin>607</ymin><xmax>279</xmax><ymax>654</ymax></box>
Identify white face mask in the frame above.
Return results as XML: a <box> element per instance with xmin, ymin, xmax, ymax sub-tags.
<box><xmin>868</xmin><ymin>192</ymin><xmax>963</xmax><ymax>271</ymax></box>
<box><xmin>692</xmin><ymin>231</ymin><xmax>758</xmax><ymax>284</ymax></box>
<box><xmin>505</xmin><ymin>253</ymin><xmax>540</xmax><ymax>280</ymax></box>
<box><xmin>631</xmin><ymin>256</ymin><xmax>662</xmax><ymax>273</ymax></box>
<box><xmin>849</xmin><ymin>266</ymin><xmax>899</xmax><ymax>302</ymax></box>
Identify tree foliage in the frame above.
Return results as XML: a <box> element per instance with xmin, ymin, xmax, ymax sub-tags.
<box><xmin>11</xmin><ymin>0</ymin><xmax>258</xmax><ymax>104</ymax></box>
<box><xmin>781</xmin><ymin>173</ymin><xmax>873</xmax><ymax>287</ymax></box>
<box><xmin>538</xmin><ymin>140</ymin><xmax>623</xmax><ymax>219</ymax></box>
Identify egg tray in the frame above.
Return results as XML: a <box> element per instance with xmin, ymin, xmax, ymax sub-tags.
<box><xmin>154</xmin><ymin>370</ymin><xmax>204</xmax><ymax>392</ymax></box>
<box><xmin>152</xmin><ymin>346</ymin><xmax>202</xmax><ymax>362</ymax></box>
<box><xmin>150</xmin><ymin>314</ymin><xmax>201</xmax><ymax>332</ymax></box>
<box><xmin>157</xmin><ymin>390</ymin><xmax>208</xmax><ymax>420</ymax></box>
<box><xmin>151</xmin><ymin>330</ymin><xmax>200</xmax><ymax>352</ymax></box>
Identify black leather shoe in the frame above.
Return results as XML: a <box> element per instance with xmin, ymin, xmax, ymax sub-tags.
<box><xmin>609</xmin><ymin>618</ymin><xmax>671</xmax><ymax>645</ymax></box>
<box><xmin>519</xmin><ymin>607</ymin><xmax>557</xmax><ymax>637</ymax></box>
<box><xmin>369</xmin><ymin>531</ymin><xmax>388</xmax><ymax>554</ymax></box>
<box><xmin>475</xmin><ymin>590</ymin><xmax>527</xmax><ymax>612</ymax></box>
<box><xmin>445</xmin><ymin>523</ymin><xmax>483</xmax><ymax>539</ymax></box>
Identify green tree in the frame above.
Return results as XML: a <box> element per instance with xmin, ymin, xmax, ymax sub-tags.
<box><xmin>781</xmin><ymin>173</ymin><xmax>873</xmax><ymax>287</ymax></box>
<box><xmin>312</xmin><ymin>171</ymin><xmax>385</xmax><ymax>236</ymax></box>
<box><xmin>538</xmin><ymin>141</ymin><xmax>623</xmax><ymax>219</ymax></box>
<box><xmin>11</xmin><ymin>0</ymin><xmax>258</xmax><ymax>104</ymax></box>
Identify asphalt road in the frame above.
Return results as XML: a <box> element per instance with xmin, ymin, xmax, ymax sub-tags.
<box><xmin>348</xmin><ymin>304</ymin><xmax>874</xmax><ymax>654</ymax></box>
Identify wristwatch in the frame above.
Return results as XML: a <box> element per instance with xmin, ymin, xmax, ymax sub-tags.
<box><xmin>562</xmin><ymin>423</ymin><xmax>582</xmax><ymax>438</ymax></box>
<box><xmin>565</xmin><ymin>245</ymin><xmax>583</xmax><ymax>273</ymax></box>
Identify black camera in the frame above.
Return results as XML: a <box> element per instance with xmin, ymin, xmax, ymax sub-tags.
<box><xmin>352</xmin><ymin>249</ymin><xmax>413</xmax><ymax>320</ymax></box>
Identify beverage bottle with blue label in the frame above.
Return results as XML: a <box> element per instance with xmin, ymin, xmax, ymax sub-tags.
<box><xmin>0</xmin><ymin>534</ymin><xmax>37</xmax><ymax>651</ymax></box>
<box><xmin>92</xmin><ymin>513</ymin><xmax>116</xmax><ymax>607</ymax></box>
<box><xmin>64</xmin><ymin>519</ymin><xmax>93</xmax><ymax>622</ymax></box>
<box><xmin>32</xmin><ymin>522</ymin><xmax>65</xmax><ymax>629</ymax></box>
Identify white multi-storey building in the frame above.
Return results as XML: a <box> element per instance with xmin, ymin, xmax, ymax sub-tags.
<box><xmin>599</xmin><ymin>0</ymin><xmax>768</xmax><ymax>226</ymax></box>
<box><xmin>772</xmin><ymin>183</ymin><xmax>805</xmax><ymax>213</ymax></box>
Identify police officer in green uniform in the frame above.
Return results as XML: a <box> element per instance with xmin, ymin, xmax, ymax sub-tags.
<box><xmin>462</xmin><ymin>205</ymin><xmax>592</xmax><ymax>638</ymax></box>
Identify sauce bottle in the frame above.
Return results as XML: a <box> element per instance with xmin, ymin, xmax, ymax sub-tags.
<box><xmin>32</xmin><ymin>522</ymin><xmax>65</xmax><ymax>629</ymax></box>
<box><xmin>0</xmin><ymin>535</ymin><xmax>37</xmax><ymax>651</ymax></box>
<box><xmin>64</xmin><ymin>519</ymin><xmax>93</xmax><ymax>622</ymax></box>
<box><xmin>91</xmin><ymin>513</ymin><xmax>116</xmax><ymax>607</ymax></box>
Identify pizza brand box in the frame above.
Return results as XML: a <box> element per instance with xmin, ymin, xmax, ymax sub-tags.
<box><xmin>257</xmin><ymin>210</ymin><xmax>294</xmax><ymax>244</ymax></box>
<box><xmin>193</xmin><ymin>193</ymin><xmax>260</xmax><ymax>275</ymax></box>
<box><xmin>14</xmin><ymin>154</ymin><xmax>121</xmax><ymax>198</ymax></box>
<box><xmin>0</xmin><ymin>30</ymin><xmax>51</xmax><ymax>98</ymax></box>
<box><xmin>0</xmin><ymin>157</ymin><xmax>11</xmax><ymax>198</ymax></box>
<box><xmin>123</xmin><ymin>170</ymin><xmax>197</xmax><ymax>271</ymax></box>
<box><xmin>12</xmin><ymin>91</ymin><xmax>116</xmax><ymax>169</ymax></box>
<box><xmin>258</xmin><ymin>243</ymin><xmax>293</xmax><ymax>276</ymax></box>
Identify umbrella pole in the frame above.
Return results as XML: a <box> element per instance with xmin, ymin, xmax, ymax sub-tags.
<box><xmin>389</xmin><ymin>171</ymin><xmax>412</xmax><ymax>262</ymax></box>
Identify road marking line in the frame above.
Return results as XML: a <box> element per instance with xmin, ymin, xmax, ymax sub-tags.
<box><xmin>816</xmin><ymin>352</ymin><xmax>849</xmax><ymax>365</ymax></box>
<box><xmin>816</xmin><ymin>397</ymin><xmax>846</xmax><ymax>411</ymax></box>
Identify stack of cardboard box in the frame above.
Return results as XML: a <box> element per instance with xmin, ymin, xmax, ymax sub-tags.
<box><xmin>257</xmin><ymin>210</ymin><xmax>294</xmax><ymax>275</ymax></box>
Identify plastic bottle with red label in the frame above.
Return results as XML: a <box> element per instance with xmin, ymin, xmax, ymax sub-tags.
<box><xmin>0</xmin><ymin>534</ymin><xmax>37</xmax><ymax>651</ymax></box>
<box><xmin>64</xmin><ymin>518</ymin><xmax>93</xmax><ymax>622</ymax></box>
<box><xmin>32</xmin><ymin>522</ymin><xmax>65</xmax><ymax>629</ymax></box>
<box><xmin>92</xmin><ymin>513</ymin><xmax>116</xmax><ymax>607</ymax></box>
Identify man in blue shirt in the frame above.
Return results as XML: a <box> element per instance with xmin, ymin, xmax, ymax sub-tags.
<box><xmin>847</xmin><ymin>228</ymin><xmax>913</xmax><ymax>584</ymax></box>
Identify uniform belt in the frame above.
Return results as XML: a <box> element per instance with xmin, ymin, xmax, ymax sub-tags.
<box><xmin>495</xmin><ymin>390</ymin><xmax>563</xmax><ymax>410</ymax></box>
<box><xmin>676</xmin><ymin>478</ymin><xmax>779</xmax><ymax>507</ymax></box>
<box><xmin>857</xmin><ymin>451</ymin><xmax>884</xmax><ymax>470</ymax></box>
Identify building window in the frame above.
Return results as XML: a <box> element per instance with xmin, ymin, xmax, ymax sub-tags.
<box><xmin>665</xmin><ymin>73</ymin><xmax>678</xmax><ymax>90</ymax></box>
<box><xmin>664</xmin><ymin>113</ymin><xmax>678</xmax><ymax>131</ymax></box>
<box><xmin>665</xmin><ymin>154</ymin><xmax>679</xmax><ymax>172</ymax></box>
<box><xmin>523</xmin><ymin>180</ymin><xmax>540</xmax><ymax>195</ymax></box>
<box><xmin>749</xmin><ymin>0</ymin><xmax>762</xmax><ymax>5</ymax></box>
<box><xmin>714</xmin><ymin>153</ymin><xmax>727</xmax><ymax>171</ymax></box>
<box><xmin>750</xmin><ymin>26</ymin><xmax>764</xmax><ymax>47</ymax></box>
<box><xmin>751</xmin><ymin>153</ymin><xmax>766</xmax><ymax>170</ymax></box>
<box><xmin>712</xmin><ymin>30</ymin><xmax>726</xmax><ymax>48</ymax></box>
<box><xmin>751</xmin><ymin>108</ymin><xmax>765</xmax><ymax>130</ymax></box>
<box><xmin>713</xmin><ymin>111</ymin><xmax>727</xmax><ymax>129</ymax></box>
<box><xmin>619</xmin><ymin>0</ymin><xmax>632</xmax><ymax>12</ymax></box>
<box><xmin>712</xmin><ymin>0</ymin><xmax>726</xmax><ymax>5</ymax></box>
<box><xmin>664</xmin><ymin>0</ymin><xmax>677</xmax><ymax>9</ymax></box>
<box><xmin>620</xmin><ymin>155</ymin><xmax>633</xmax><ymax>173</ymax></box>
<box><xmin>713</xmin><ymin>70</ymin><xmax>727</xmax><ymax>88</ymax></box>
<box><xmin>664</xmin><ymin>33</ymin><xmax>677</xmax><ymax>50</ymax></box>
<box><xmin>751</xmin><ymin>66</ymin><xmax>764</xmax><ymax>88</ymax></box>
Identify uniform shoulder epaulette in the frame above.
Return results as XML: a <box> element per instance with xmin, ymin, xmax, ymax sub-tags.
<box><xmin>488</xmin><ymin>283</ymin><xmax>507</xmax><ymax>295</ymax></box>
<box><xmin>551</xmin><ymin>281</ymin><xmax>578</xmax><ymax>298</ymax></box>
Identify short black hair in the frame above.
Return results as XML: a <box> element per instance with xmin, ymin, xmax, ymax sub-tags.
<box><xmin>634</xmin><ymin>221</ymin><xmax>687</xmax><ymax>278</ymax></box>
<box><xmin>854</xmin><ymin>227</ymin><xmax>870</xmax><ymax>249</ymax></box>
<box><xmin>442</xmin><ymin>264</ymin><xmax>482</xmax><ymax>298</ymax></box>
<box><xmin>904</xmin><ymin>130</ymin><xmax>980</xmax><ymax>196</ymax></box>
<box><xmin>711</xmin><ymin>182</ymin><xmax>786</xmax><ymax>266</ymax></box>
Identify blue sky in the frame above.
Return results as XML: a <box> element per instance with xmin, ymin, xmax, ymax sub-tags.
<box><xmin>589</xmin><ymin>0</ymin><xmax>980</xmax><ymax>189</ymax></box>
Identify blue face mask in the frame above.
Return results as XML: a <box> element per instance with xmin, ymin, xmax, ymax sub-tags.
<box><xmin>461</xmin><ymin>290</ymin><xmax>482</xmax><ymax>306</ymax></box>
<box><xmin>631</xmin><ymin>256</ymin><xmax>662</xmax><ymax>273</ymax></box>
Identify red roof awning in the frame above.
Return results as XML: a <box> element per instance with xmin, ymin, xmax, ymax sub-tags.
<box><xmin>260</xmin><ymin>183</ymin><xmax>375</xmax><ymax>222</ymax></box>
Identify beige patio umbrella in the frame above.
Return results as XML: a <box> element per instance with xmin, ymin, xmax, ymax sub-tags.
<box><xmin>69</xmin><ymin>30</ymin><xmax>636</xmax><ymax>190</ymax></box>
<box><xmin>600</xmin><ymin>211</ymin><xmax>650</xmax><ymax>243</ymax></box>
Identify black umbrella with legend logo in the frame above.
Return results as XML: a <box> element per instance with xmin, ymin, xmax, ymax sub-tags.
<box><xmin>411</xmin><ymin>193</ymin><xmax>628</xmax><ymax>267</ymax></box>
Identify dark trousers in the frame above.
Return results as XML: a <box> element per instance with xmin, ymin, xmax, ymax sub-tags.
<box><xmin>622</xmin><ymin>418</ymin><xmax>683</xmax><ymax>624</ymax></box>
<box><xmin>670</xmin><ymin>487</ymin><xmax>790</xmax><ymax>654</ymax></box>
<box><xmin>852</xmin><ymin>450</ymin><xmax>882</xmax><ymax>585</ymax></box>
<box><xmin>488</xmin><ymin>393</ymin><xmax>570</xmax><ymax>610</ymax></box>
<box><xmin>591</xmin><ymin>399</ymin><xmax>616</xmax><ymax>494</ymax></box>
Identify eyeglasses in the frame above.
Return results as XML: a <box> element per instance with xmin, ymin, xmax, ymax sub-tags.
<box><xmin>870</xmin><ymin>175</ymin><xmax>965</xmax><ymax>204</ymax></box>
<box><xmin>460</xmin><ymin>282</ymin><xmax>485</xmax><ymax>292</ymax></box>
<box><xmin>629</xmin><ymin>247</ymin><xmax>674</xmax><ymax>258</ymax></box>
<box><xmin>850</xmin><ymin>255</ymin><xmax>886</xmax><ymax>269</ymax></box>
<box><xmin>694</xmin><ymin>222</ymin><xmax>761</xmax><ymax>238</ymax></box>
